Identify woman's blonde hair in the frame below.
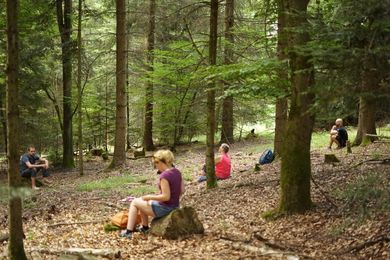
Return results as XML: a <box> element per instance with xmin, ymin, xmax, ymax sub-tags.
<box><xmin>153</xmin><ymin>150</ymin><xmax>174</xmax><ymax>167</ymax></box>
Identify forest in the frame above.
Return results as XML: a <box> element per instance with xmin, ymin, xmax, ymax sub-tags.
<box><xmin>1</xmin><ymin>0</ymin><xmax>389</xmax><ymax>259</ymax></box>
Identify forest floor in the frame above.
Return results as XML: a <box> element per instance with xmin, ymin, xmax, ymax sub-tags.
<box><xmin>0</xmin><ymin>139</ymin><xmax>389</xmax><ymax>259</ymax></box>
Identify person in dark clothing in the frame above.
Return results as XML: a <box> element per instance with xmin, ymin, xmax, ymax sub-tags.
<box><xmin>20</xmin><ymin>146</ymin><xmax>49</xmax><ymax>190</ymax></box>
<box><xmin>328</xmin><ymin>118</ymin><xmax>348</xmax><ymax>149</ymax></box>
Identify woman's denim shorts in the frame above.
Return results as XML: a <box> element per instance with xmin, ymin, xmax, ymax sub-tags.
<box><xmin>151</xmin><ymin>201</ymin><xmax>176</xmax><ymax>218</ymax></box>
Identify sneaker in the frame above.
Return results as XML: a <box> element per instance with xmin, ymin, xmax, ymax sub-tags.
<box><xmin>32</xmin><ymin>186</ymin><xmax>40</xmax><ymax>190</ymax></box>
<box><xmin>119</xmin><ymin>230</ymin><xmax>133</xmax><ymax>239</ymax></box>
<box><xmin>135</xmin><ymin>226</ymin><xmax>149</xmax><ymax>234</ymax></box>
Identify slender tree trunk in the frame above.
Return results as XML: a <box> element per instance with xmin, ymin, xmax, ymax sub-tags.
<box><xmin>274</xmin><ymin>0</ymin><xmax>289</xmax><ymax>156</ymax></box>
<box><xmin>220</xmin><ymin>0</ymin><xmax>235</xmax><ymax>145</ymax></box>
<box><xmin>56</xmin><ymin>0</ymin><xmax>74</xmax><ymax>168</ymax></box>
<box><xmin>110</xmin><ymin>0</ymin><xmax>127</xmax><ymax>167</ymax></box>
<box><xmin>354</xmin><ymin>55</ymin><xmax>379</xmax><ymax>145</ymax></box>
<box><xmin>6</xmin><ymin>0</ymin><xmax>27</xmax><ymax>258</ymax></box>
<box><xmin>0</xmin><ymin>91</ymin><xmax>7</xmax><ymax>154</ymax></box>
<box><xmin>278</xmin><ymin>0</ymin><xmax>315</xmax><ymax>214</ymax></box>
<box><xmin>77</xmin><ymin>0</ymin><xmax>83</xmax><ymax>175</ymax></box>
<box><xmin>143</xmin><ymin>0</ymin><xmax>156</xmax><ymax>151</ymax></box>
<box><xmin>206</xmin><ymin>0</ymin><xmax>219</xmax><ymax>189</ymax></box>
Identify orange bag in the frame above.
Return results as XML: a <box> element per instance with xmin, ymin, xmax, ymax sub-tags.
<box><xmin>111</xmin><ymin>210</ymin><xmax>142</xmax><ymax>228</ymax></box>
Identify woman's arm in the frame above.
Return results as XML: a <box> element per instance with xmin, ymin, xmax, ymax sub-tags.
<box><xmin>142</xmin><ymin>178</ymin><xmax>171</xmax><ymax>202</ymax></box>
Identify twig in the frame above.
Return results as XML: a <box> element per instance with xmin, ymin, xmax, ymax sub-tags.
<box><xmin>310</xmin><ymin>175</ymin><xmax>338</xmax><ymax>208</ymax></box>
<box><xmin>127</xmin><ymin>155</ymin><xmax>153</xmax><ymax>160</ymax></box>
<box><xmin>222</xmin><ymin>179</ymin><xmax>279</xmax><ymax>189</ymax></box>
<box><xmin>349</xmin><ymin>158</ymin><xmax>390</xmax><ymax>169</ymax></box>
<box><xmin>48</xmin><ymin>219</ymin><xmax>108</xmax><ymax>228</ymax></box>
<box><xmin>338</xmin><ymin>236</ymin><xmax>389</xmax><ymax>254</ymax></box>
<box><xmin>30</xmin><ymin>247</ymin><xmax>121</xmax><ymax>258</ymax></box>
<box><xmin>142</xmin><ymin>245</ymin><xmax>162</xmax><ymax>254</ymax></box>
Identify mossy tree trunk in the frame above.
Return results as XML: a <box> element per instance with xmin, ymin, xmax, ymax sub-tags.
<box><xmin>143</xmin><ymin>0</ymin><xmax>156</xmax><ymax>151</ymax></box>
<box><xmin>278</xmin><ymin>0</ymin><xmax>315</xmax><ymax>214</ymax></box>
<box><xmin>206</xmin><ymin>0</ymin><xmax>219</xmax><ymax>189</ymax></box>
<box><xmin>56</xmin><ymin>0</ymin><xmax>74</xmax><ymax>168</ymax></box>
<box><xmin>354</xmin><ymin>55</ymin><xmax>380</xmax><ymax>146</ymax></box>
<box><xmin>110</xmin><ymin>0</ymin><xmax>128</xmax><ymax>168</ymax></box>
<box><xmin>6</xmin><ymin>0</ymin><xmax>27</xmax><ymax>258</ymax></box>
<box><xmin>273</xmin><ymin>0</ymin><xmax>289</xmax><ymax>157</ymax></box>
<box><xmin>220</xmin><ymin>0</ymin><xmax>234</xmax><ymax>145</ymax></box>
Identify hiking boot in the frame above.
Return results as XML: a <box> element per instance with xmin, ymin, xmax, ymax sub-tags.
<box><xmin>119</xmin><ymin>230</ymin><xmax>133</xmax><ymax>239</ymax></box>
<box><xmin>135</xmin><ymin>226</ymin><xmax>149</xmax><ymax>234</ymax></box>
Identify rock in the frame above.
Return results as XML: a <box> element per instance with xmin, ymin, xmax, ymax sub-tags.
<box><xmin>150</xmin><ymin>206</ymin><xmax>204</xmax><ymax>239</ymax></box>
<box><xmin>324</xmin><ymin>154</ymin><xmax>340</xmax><ymax>163</ymax></box>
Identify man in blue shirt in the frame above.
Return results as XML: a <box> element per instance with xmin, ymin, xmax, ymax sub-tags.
<box><xmin>20</xmin><ymin>146</ymin><xmax>49</xmax><ymax>190</ymax></box>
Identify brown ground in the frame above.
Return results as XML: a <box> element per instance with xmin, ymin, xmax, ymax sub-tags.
<box><xmin>0</xmin><ymin>140</ymin><xmax>389</xmax><ymax>259</ymax></box>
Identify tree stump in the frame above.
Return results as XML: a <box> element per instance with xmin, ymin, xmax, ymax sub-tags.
<box><xmin>324</xmin><ymin>154</ymin><xmax>340</xmax><ymax>163</ymax></box>
<box><xmin>150</xmin><ymin>206</ymin><xmax>204</xmax><ymax>239</ymax></box>
<box><xmin>90</xmin><ymin>148</ymin><xmax>103</xmax><ymax>156</ymax></box>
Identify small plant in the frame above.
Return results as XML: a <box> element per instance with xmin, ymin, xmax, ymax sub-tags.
<box><xmin>46</xmin><ymin>149</ymin><xmax>62</xmax><ymax>167</ymax></box>
<box><xmin>261</xmin><ymin>209</ymin><xmax>283</xmax><ymax>220</ymax></box>
<box><xmin>104</xmin><ymin>223</ymin><xmax>120</xmax><ymax>232</ymax></box>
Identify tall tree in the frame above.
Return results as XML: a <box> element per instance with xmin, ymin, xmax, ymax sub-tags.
<box><xmin>220</xmin><ymin>0</ymin><xmax>235</xmax><ymax>145</ymax></box>
<box><xmin>56</xmin><ymin>0</ymin><xmax>74</xmax><ymax>168</ymax></box>
<box><xmin>110</xmin><ymin>0</ymin><xmax>128</xmax><ymax>167</ymax></box>
<box><xmin>77</xmin><ymin>0</ymin><xmax>83</xmax><ymax>175</ymax></box>
<box><xmin>274</xmin><ymin>0</ymin><xmax>288</xmax><ymax>156</ymax></box>
<box><xmin>206</xmin><ymin>0</ymin><xmax>219</xmax><ymax>189</ymax></box>
<box><xmin>6</xmin><ymin>0</ymin><xmax>27</xmax><ymax>258</ymax></box>
<box><xmin>143</xmin><ymin>0</ymin><xmax>156</xmax><ymax>151</ymax></box>
<box><xmin>278</xmin><ymin>0</ymin><xmax>315</xmax><ymax>213</ymax></box>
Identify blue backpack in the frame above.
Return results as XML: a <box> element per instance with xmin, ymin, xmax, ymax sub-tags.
<box><xmin>259</xmin><ymin>149</ymin><xmax>274</xmax><ymax>165</ymax></box>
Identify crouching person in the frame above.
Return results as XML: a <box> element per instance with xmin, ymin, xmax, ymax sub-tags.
<box><xmin>120</xmin><ymin>150</ymin><xmax>184</xmax><ymax>239</ymax></box>
<box><xmin>20</xmin><ymin>146</ymin><xmax>49</xmax><ymax>190</ymax></box>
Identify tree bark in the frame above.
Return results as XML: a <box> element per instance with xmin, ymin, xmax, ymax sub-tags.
<box><xmin>0</xmin><ymin>89</ymin><xmax>7</xmax><ymax>154</ymax></box>
<box><xmin>56</xmin><ymin>0</ymin><xmax>74</xmax><ymax>168</ymax></box>
<box><xmin>278</xmin><ymin>0</ymin><xmax>315</xmax><ymax>214</ymax></box>
<box><xmin>143</xmin><ymin>0</ymin><xmax>156</xmax><ymax>151</ymax></box>
<box><xmin>274</xmin><ymin>0</ymin><xmax>288</xmax><ymax>157</ymax></box>
<box><xmin>110</xmin><ymin>0</ymin><xmax>128</xmax><ymax>167</ymax></box>
<box><xmin>220</xmin><ymin>0</ymin><xmax>235</xmax><ymax>145</ymax></box>
<box><xmin>354</xmin><ymin>55</ymin><xmax>379</xmax><ymax>146</ymax></box>
<box><xmin>6</xmin><ymin>0</ymin><xmax>27</xmax><ymax>258</ymax></box>
<box><xmin>77</xmin><ymin>0</ymin><xmax>83</xmax><ymax>175</ymax></box>
<box><xmin>206</xmin><ymin>0</ymin><xmax>219</xmax><ymax>189</ymax></box>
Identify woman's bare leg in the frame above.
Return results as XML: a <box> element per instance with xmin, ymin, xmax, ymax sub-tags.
<box><xmin>126</xmin><ymin>198</ymin><xmax>155</xmax><ymax>230</ymax></box>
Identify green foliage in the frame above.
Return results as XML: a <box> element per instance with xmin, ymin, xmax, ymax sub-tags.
<box><xmin>76</xmin><ymin>175</ymin><xmax>148</xmax><ymax>192</ymax></box>
<box><xmin>261</xmin><ymin>209</ymin><xmax>283</xmax><ymax>220</ymax></box>
<box><xmin>47</xmin><ymin>149</ymin><xmax>63</xmax><ymax>167</ymax></box>
<box><xmin>103</xmin><ymin>223</ymin><xmax>120</xmax><ymax>232</ymax></box>
<box><xmin>334</xmin><ymin>173</ymin><xmax>390</xmax><ymax>220</ymax></box>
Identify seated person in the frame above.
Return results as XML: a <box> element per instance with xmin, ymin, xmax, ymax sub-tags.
<box><xmin>328</xmin><ymin>118</ymin><xmax>348</xmax><ymax>149</ymax></box>
<box><xmin>198</xmin><ymin>143</ymin><xmax>232</xmax><ymax>182</ymax></box>
<box><xmin>120</xmin><ymin>150</ymin><xmax>185</xmax><ymax>239</ymax></box>
<box><xmin>20</xmin><ymin>146</ymin><xmax>49</xmax><ymax>190</ymax></box>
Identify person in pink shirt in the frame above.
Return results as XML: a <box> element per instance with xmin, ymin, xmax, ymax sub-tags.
<box><xmin>198</xmin><ymin>143</ymin><xmax>231</xmax><ymax>182</ymax></box>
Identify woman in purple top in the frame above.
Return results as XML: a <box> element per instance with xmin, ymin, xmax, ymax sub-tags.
<box><xmin>120</xmin><ymin>150</ymin><xmax>184</xmax><ymax>239</ymax></box>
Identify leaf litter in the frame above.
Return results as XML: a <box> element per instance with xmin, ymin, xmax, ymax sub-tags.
<box><xmin>0</xmin><ymin>141</ymin><xmax>389</xmax><ymax>259</ymax></box>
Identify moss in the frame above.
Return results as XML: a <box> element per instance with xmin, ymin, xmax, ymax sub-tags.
<box><xmin>261</xmin><ymin>209</ymin><xmax>283</xmax><ymax>220</ymax></box>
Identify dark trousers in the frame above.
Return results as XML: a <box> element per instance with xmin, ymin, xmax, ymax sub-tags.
<box><xmin>21</xmin><ymin>167</ymin><xmax>49</xmax><ymax>178</ymax></box>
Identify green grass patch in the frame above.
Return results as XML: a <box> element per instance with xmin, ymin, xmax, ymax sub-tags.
<box><xmin>76</xmin><ymin>175</ymin><xmax>148</xmax><ymax>192</ymax></box>
<box><xmin>125</xmin><ymin>186</ymin><xmax>156</xmax><ymax>196</ymax></box>
<box><xmin>333</xmin><ymin>173</ymin><xmax>390</xmax><ymax>221</ymax></box>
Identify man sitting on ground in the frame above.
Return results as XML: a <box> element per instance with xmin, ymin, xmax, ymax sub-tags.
<box><xmin>328</xmin><ymin>118</ymin><xmax>348</xmax><ymax>150</ymax></box>
<box><xmin>20</xmin><ymin>146</ymin><xmax>49</xmax><ymax>190</ymax></box>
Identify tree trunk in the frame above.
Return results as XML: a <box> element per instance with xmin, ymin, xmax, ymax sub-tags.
<box><xmin>220</xmin><ymin>0</ymin><xmax>235</xmax><ymax>145</ymax></box>
<box><xmin>110</xmin><ymin>0</ymin><xmax>128</xmax><ymax>167</ymax></box>
<box><xmin>273</xmin><ymin>0</ymin><xmax>288</xmax><ymax>157</ymax></box>
<box><xmin>56</xmin><ymin>0</ymin><xmax>74</xmax><ymax>168</ymax></box>
<box><xmin>206</xmin><ymin>0</ymin><xmax>219</xmax><ymax>189</ymax></box>
<box><xmin>77</xmin><ymin>0</ymin><xmax>83</xmax><ymax>175</ymax></box>
<box><xmin>143</xmin><ymin>0</ymin><xmax>156</xmax><ymax>151</ymax></box>
<box><xmin>354</xmin><ymin>55</ymin><xmax>379</xmax><ymax>146</ymax></box>
<box><xmin>278</xmin><ymin>0</ymin><xmax>315</xmax><ymax>214</ymax></box>
<box><xmin>0</xmin><ymin>89</ymin><xmax>7</xmax><ymax>154</ymax></box>
<box><xmin>6</xmin><ymin>0</ymin><xmax>27</xmax><ymax>258</ymax></box>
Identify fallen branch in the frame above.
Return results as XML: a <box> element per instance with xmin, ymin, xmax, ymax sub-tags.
<box><xmin>338</xmin><ymin>236</ymin><xmax>390</xmax><ymax>254</ymax></box>
<box><xmin>127</xmin><ymin>155</ymin><xmax>153</xmax><ymax>160</ymax></box>
<box><xmin>310</xmin><ymin>175</ymin><xmax>338</xmax><ymax>208</ymax></box>
<box><xmin>0</xmin><ymin>233</ymin><xmax>9</xmax><ymax>242</ymax></box>
<box><xmin>229</xmin><ymin>242</ymin><xmax>302</xmax><ymax>259</ymax></box>
<box><xmin>222</xmin><ymin>179</ymin><xmax>279</xmax><ymax>189</ymax></box>
<box><xmin>30</xmin><ymin>247</ymin><xmax>121</xmax><ymax>258</ymax></box>
<box><xmin>349</xmin><ymin>158</ymin><xmax>390</xmax><ymax>169</ymax></box>
<box><xmin>48</xmin><ymin>219</ymin><xmax>108</xmax><ymax>228</ymax></box>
